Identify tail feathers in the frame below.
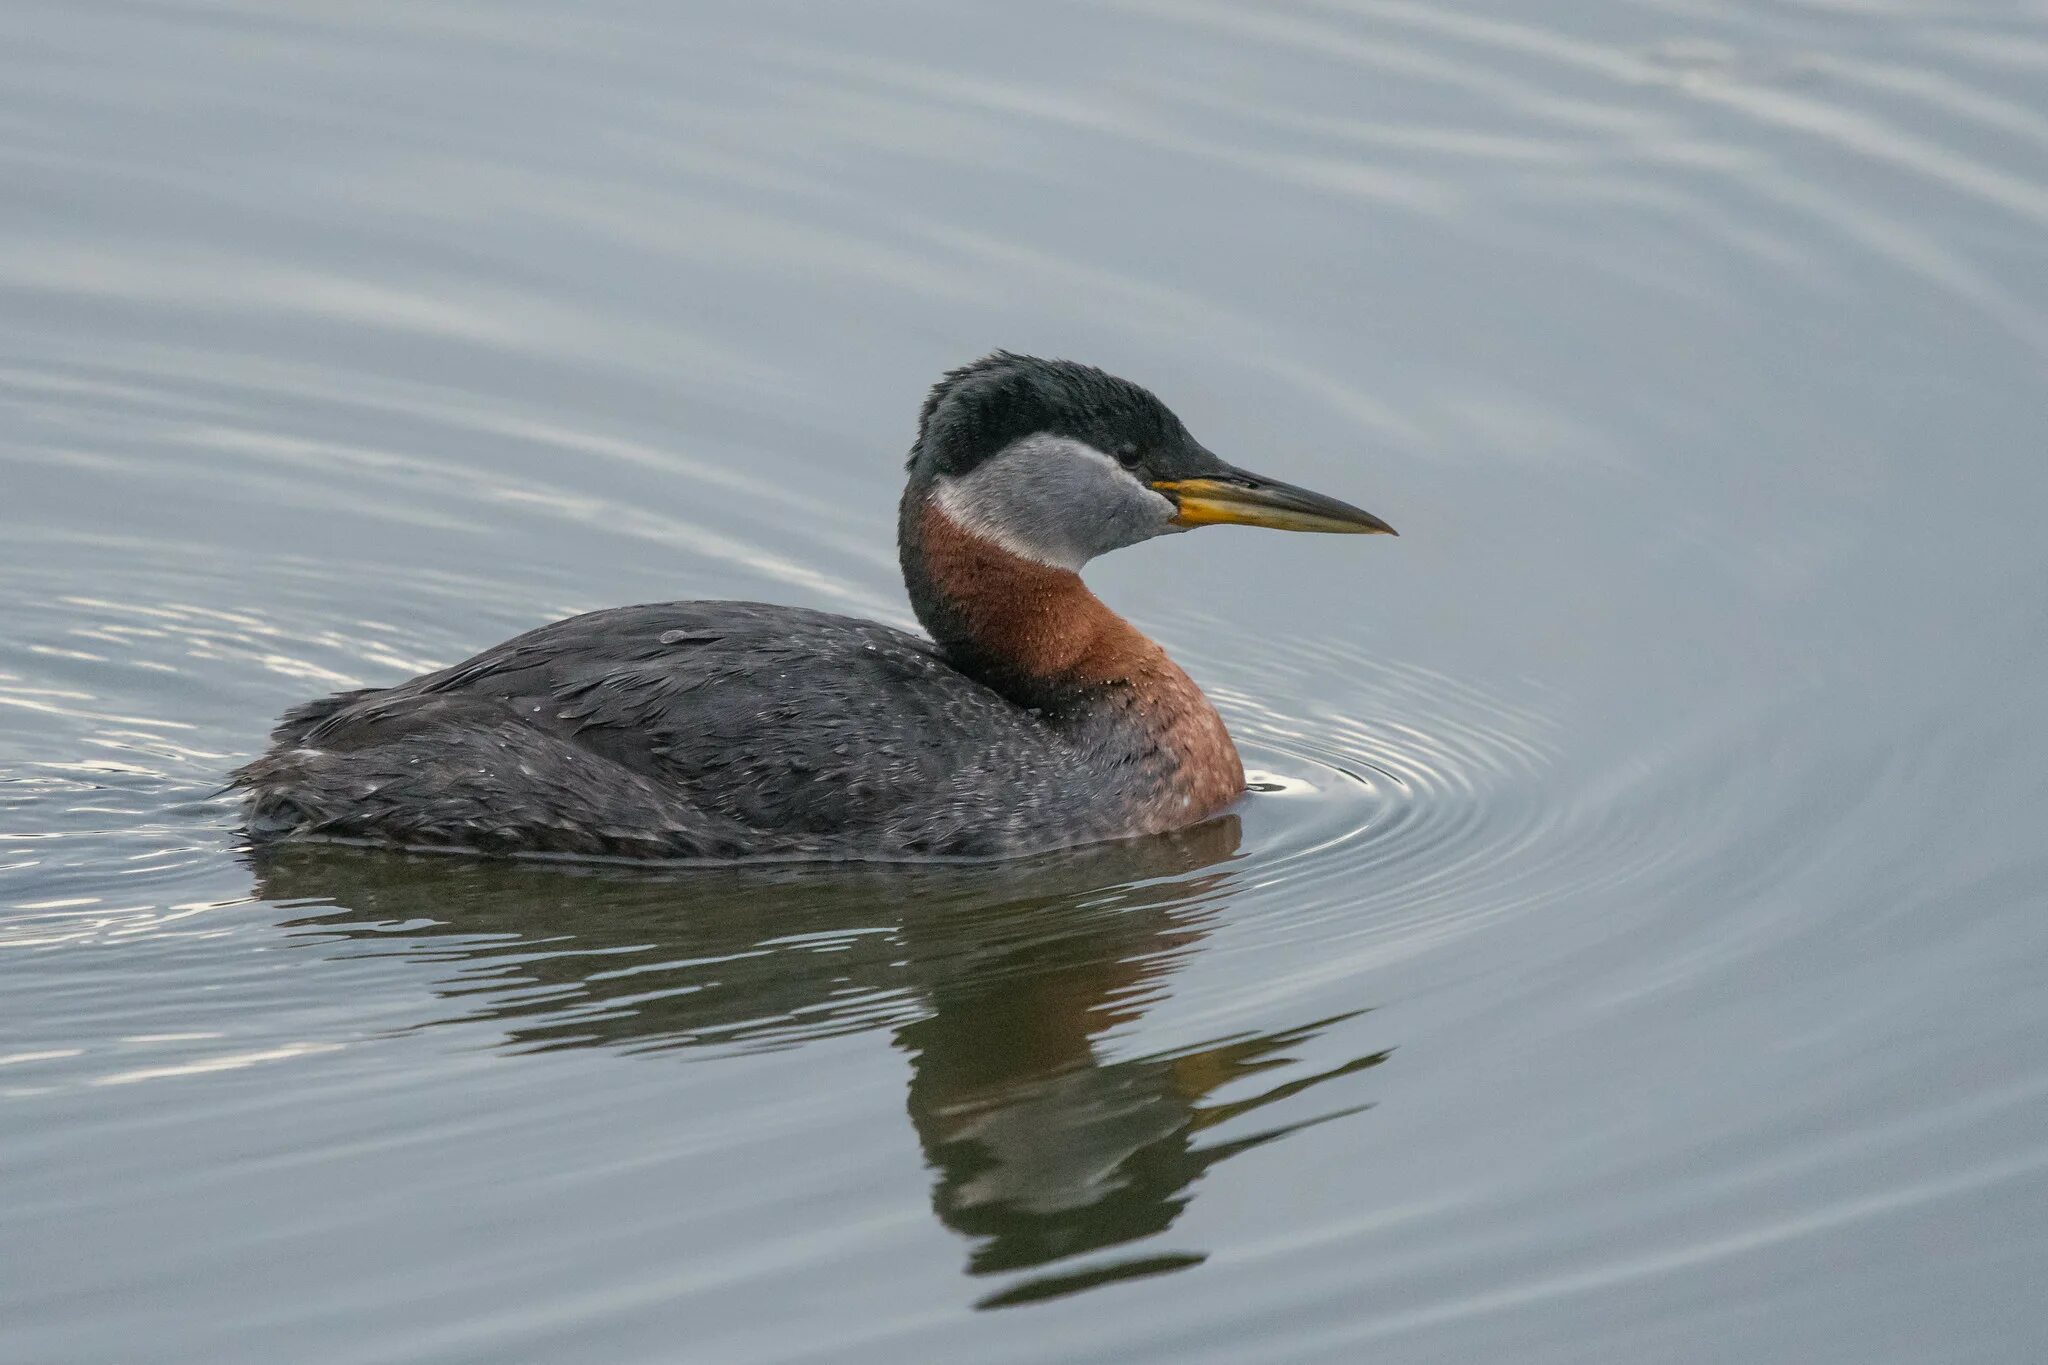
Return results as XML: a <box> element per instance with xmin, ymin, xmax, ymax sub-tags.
<box><xmin>268</xmin><ymin>687</ymin><xmax>382</xmax><ymax>746</ymax></box>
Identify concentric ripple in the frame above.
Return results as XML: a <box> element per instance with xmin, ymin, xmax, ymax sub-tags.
<box><xmin>1170</xmin><ymin>625</ymin><xmax>1606</xmax><ymax>959</ymax></box>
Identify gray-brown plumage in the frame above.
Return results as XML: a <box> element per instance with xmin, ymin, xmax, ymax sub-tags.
<box><xmin>231</xmin><ymin>353</ymin><xmax>1394</xmax><ymax>861</ymax></box>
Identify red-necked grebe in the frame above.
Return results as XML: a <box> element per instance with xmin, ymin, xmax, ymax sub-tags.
<box><xmin>232</xmin><ymin>353</ymin><xmax>1395</xmax><ymax>860</ymax></box>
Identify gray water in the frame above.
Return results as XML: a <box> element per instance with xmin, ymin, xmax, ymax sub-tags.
<box><xmin>4</xmin><ymin>1</ymin><xmax>2046</xmax><ymax>1361</ymax></box>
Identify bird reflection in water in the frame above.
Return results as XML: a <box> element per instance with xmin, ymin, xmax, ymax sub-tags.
<box><xmin>254</xmin><ymin>817</ymin><xmax>1389</xmax><ymax>1307</ymax></box>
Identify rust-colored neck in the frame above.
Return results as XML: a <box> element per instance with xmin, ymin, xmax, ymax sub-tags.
<box><xmin>911</xmin><ymin>501</ymin><xmax>1154</xmax><ymax>688</ymax></box>
<box><xmin>901</xmin><ymin>497</ymin><xmax>1245</xmax><ymax>821</ymax></box>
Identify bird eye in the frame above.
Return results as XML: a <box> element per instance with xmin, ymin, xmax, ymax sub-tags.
<box><xmin>1115</xmin><ymin>446</ymin><xmax>1142</xmax><ymax>469</ymax></box>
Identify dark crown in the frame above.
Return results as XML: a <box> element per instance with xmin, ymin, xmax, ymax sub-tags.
<box><xmin>908</xmin><ymin>352</ymin><xmax>1192</xmax><ymax>477</ymax></box>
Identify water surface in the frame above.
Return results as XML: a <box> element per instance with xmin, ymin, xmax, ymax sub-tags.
<box><xmin>4</xmin><ymin>1</ymin><xmax>2047</xmax><ymax>1361</ymax></box>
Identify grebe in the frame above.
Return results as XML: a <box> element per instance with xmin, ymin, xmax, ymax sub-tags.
<box><xmin>232</xmin><ymin>353</ymin><xmax>1394</xmax><ymax>860</ymax></box>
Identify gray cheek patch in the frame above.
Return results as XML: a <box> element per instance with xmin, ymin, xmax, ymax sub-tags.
<box><xmin>934</xmin><ymin>434</ymin><xmax>1178</xmax><ymax>569</ymax></box>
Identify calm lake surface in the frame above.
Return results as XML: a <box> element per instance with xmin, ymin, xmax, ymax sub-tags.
<box><xmin>5</xmin><ymin>1</ymin><xmax>2046</xmax><ymax>1361</ymax></box>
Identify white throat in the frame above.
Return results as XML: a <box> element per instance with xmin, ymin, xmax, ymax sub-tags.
<box><xmin>930</xmin><ymin>433</ymin><xmax>1176</xmax><ymax>571</ymax></box>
